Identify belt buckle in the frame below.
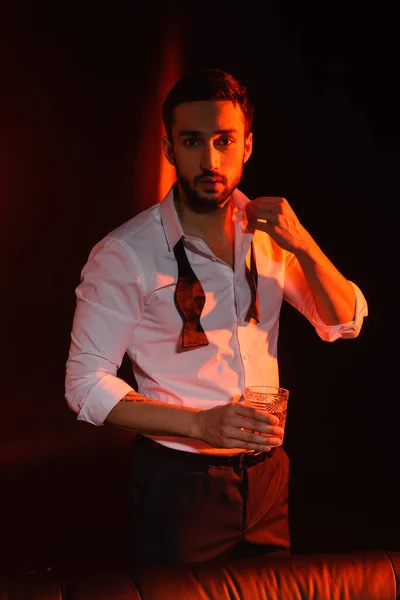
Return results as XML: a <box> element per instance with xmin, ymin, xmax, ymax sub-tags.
<box><xmin>244</xmin><ymin>450</ymin><xmax>264</xmax><ymax>468</ymax></box>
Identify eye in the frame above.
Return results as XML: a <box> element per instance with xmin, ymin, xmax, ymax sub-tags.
<box><xmin>216</xmin><ymin>137</ymin><xmax>234</xmax><ymax>146</ymax></box>
<box><xmin>183</xmin><ymin>138</ymin><xmax>202</xmax><ymax>147</ymax></box>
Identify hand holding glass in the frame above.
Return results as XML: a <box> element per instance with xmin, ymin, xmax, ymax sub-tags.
<box><xmin>243</xmin><ymin>385</ymin><xmax>289</xmax><ymax>442</ymax></box>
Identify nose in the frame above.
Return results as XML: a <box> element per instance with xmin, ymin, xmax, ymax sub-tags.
<box><xmin>200</xmin><ymin>142</ymin><xmax>220</xmax><ymax>171</ymax></box>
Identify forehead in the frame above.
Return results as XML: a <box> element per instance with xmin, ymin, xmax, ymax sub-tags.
<box><xmin>172</xmin><ymin>100</ymin><xmax>246</xmax><ymax>136</ymax></box>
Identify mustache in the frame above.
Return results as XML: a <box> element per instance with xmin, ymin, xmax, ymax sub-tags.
<box><xmin>194</xmin><ymin>172</ymin><xmax>225</xmax><ymax>184</ymax></box>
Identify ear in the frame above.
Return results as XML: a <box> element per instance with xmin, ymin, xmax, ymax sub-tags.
<box><xmin>162</xmin><ymin>136</ymin><xmax>175</xmax><ymax>166</ymax></box>
<box><xmin>244</xmin><ymin>132</ymin><xmax>253</xmax><ymax>163</ymax></box>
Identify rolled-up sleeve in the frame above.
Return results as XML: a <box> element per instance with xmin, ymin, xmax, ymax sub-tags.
<box><xmin>310</xmin><ymin>281</ymin><xmax>368</xmax><ymax>342</ymax></box>
<box><xmin>283</xmin><ymin>249</ymin><xmax>369</xmax><ymax>342</ymax></box>
<box><xmin>65</xmin><ymin>237</ymin><xmax>145</xmax><ymax>426</ymax></box>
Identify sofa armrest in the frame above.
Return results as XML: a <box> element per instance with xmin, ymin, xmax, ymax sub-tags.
<box><xmin>1</xmin><ymin>550</ymin><xmax>398</xmax><ymax>599</ymax></box>
<box><xmin>387</xmin><ymin>551</ymin><xmax>400</xmax><ymax>598</ymax></box>
<box><xmin>131</xmin><ymin>550</ymin><xmax>399</xmax><ymax>600</ymax></box>
<box><xmin>0</xmin><ymin>570</ymin><xmax>141</xmax><ymax>600</ymax></box>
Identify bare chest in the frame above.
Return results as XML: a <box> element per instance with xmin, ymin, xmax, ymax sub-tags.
<box><xmin>206</xmin><ymin>238</ymin><xmax>234</xmax><ymax>269</ymax></box>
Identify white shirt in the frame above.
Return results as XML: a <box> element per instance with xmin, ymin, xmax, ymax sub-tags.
<box><xmin>65</xmin><ymin>185</ymin><xmax>368</xmax><ymax>453</ymax></box>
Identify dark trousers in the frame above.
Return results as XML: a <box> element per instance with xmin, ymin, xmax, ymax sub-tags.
<box><xmin>128</xmin><ymin>435</ymin><xmax>290</xmax><ymax>565</ymax></box>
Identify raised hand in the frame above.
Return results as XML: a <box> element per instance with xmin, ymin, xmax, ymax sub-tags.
<box><xmin>246</xmin><ymin>196</ymin><xmax>312</xmax><ymax>255</ymax></box>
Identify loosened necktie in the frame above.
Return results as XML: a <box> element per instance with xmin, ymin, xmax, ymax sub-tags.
<box><xmin>173</xmin><ymin>237</ymin><xmax>260</xmax><ymax>350</ymax></box>
<box><xmin>173</xmin><ymin>238</ymin><xmax>209</xmax><ymax>349</ymax></box>
<box><xmin>246</xmin><ymin>240</ymin><xmax>260</xmax><ymax>324</ymax></box>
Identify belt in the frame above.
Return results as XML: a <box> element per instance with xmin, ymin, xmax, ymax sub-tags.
<box><xmin>135</xmin><ymin>434</ymin><xmax>275</xmax><ymax>469</ymax></box>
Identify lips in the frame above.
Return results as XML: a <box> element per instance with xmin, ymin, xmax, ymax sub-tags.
<box><xmin>199</xmin><ymin>178</ymin><xmax>223</xmax><ymax>184</ymax></box>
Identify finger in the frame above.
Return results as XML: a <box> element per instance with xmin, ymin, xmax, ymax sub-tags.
<box><xmin>235</xmin><ymin>404</ymin><xmax>280</xmax><ymax>426</ymax></box>
<box><xmin>253</xmin><ymin>196</ymin><xmax>285</xmax><ymax>207</ymax></box>
<box><xmin>246</xmin><ymin>205</ymin><xmax>275</xmax><ymax>219</ymax></box>
<box><xmin>247</xmin><ymin>212</ymin><xmax>279</xmax><ymax>228</ymax></box>
<box><xmin>223</xmin><ymin>423</ymin><xmax>282</xmax><ymax>448</ymax></box>
<box><xmin>233</xmin><ymin>440</ymin><xmax>273</xmax><ymax>452</ymax></box>
<box><xmin>225</xmin><ymin>433</ymin><xmax>272</xmax><ymax>451</ymax></box>
<box><xmin>246</xmin><ymin>219</ymin><xmax>272</xmax><ymax>233</ymax></box>
<box><xmin>247</xmin><ymin>197</ymin><xmax>284</xmax><ymax>217</ymax></box>
<box><xmin>242</xmin><ymin>431</ymin><xmax>282</xmax><ymax>448</ymax></box>
<box><xmin>261</xmin><ymin>196</ymin><xmax>286</xmax><ymax>205</ymax></box>
<box><xmin>230</xmin><ymin>429</ymin><xmax>282</xmax><ymax>451</ymax></box>
<box><xmin>239</xmin><ymin>418</ymin><xmax>284</xmax><ymax>438</ymax></box>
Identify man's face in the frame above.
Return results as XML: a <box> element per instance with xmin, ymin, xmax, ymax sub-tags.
<box><xmin>163</xmin><ymin>100</ymin><xmax>252</xmax><ymax>212</ymax></box>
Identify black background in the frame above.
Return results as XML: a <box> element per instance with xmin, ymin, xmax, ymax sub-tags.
<box><xmin>1</xmin><ymin>0</ymin><xmax>398</xmax><ymax>577</ymax></box>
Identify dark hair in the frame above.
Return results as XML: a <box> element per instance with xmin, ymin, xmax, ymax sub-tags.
<box><xmin>162</xmin><ymin>68</ymin><xmax>254</xmax><ymax>140</ymax></box>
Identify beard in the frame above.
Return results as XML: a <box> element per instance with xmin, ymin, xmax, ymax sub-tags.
<box><xmin>174</xmin><ymin>162</ymin><xmax>244</xmax><ymax>214</ymax></box>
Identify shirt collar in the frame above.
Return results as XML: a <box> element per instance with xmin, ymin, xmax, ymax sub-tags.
<box><xmin>159</xmin><ymin>182</ymin><xmax>251</xmax><ymax>252</ymax></box>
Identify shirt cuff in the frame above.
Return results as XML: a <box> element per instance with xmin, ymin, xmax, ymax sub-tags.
<box><xmin>77</xmin><ymin>374</ymin><xmax>135</xmax><ymax>426</ymax></box>
<box><xmin>312</xmin><ymin>281</ymin><xmax>368</xmax><ymax>342</ymax></box>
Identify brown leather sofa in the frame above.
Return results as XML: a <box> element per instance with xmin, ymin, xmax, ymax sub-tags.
<box><xmin>1</xmin><ymin>549</ymin><xmax>399</xmax><ymax>599</ymax></box>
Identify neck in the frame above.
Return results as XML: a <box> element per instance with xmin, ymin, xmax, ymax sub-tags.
<box><xmin>174</xmin><ymin>184</ymin><xmax>233</xmax><ymax>242</ymax></box>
